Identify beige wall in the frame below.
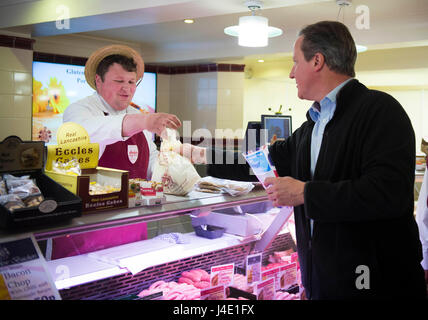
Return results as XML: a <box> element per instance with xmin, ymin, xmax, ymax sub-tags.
<box><xmin>168</xmin><ymin>72</ymin><xmax>217</xmax><ymax>138</ymax></box>
<box><xmin>160</xmin><ymin>71</ymin><xmax>245</xmax><ymax>140</ymax></box>
<box><xmin>216</xmin><ymin>72</ymin><xmax>244</xmax><ymax>138</ymax></box>
<box><xmin>0</xmin><ymin>46</ymin><xmax>33</xmax><ymax>141</ymax></box>
<box><xmin>243</xmin><ymin>59</ymin><xmax>309</xmax><ymax>137</ymax></box>
<box><xmin>156</xmin><ymin>73</ymin><xmax>170</xmax><ymax>114</ymax></box>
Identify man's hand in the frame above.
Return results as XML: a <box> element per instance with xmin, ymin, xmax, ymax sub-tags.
<box><xmin>264</xmin><ymin>176</ymin><xmax>305</xmax><ymax>207</ymax></box>
<box><xmin>175</xmin><ymin>143</ymin><xmax>207</xmax><ymax>164</ymax></box>
<box><xmin>123</xmin><ymin>112</ymin><xmax>181</xmax><ymax>137</ymax></box>
<box><xmin>270</xmin><ymin>134</ymin><xmax>278</xmax><ymax>145</ymax></box>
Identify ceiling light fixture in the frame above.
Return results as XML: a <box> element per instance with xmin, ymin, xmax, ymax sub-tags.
<box><xmin>258</xmin><ymin>59</ymin><xmax>265</xmax><ymax>63</ymax></box>
<box><xmin>224</xmin><ymin>0</ymin><xmax>283</xmax><ymax>47</ymax></box>
<box><xmin>336</xmin><ymin>0</ymin><xmax>367</xmax><ymax>53</ymax></box>
<box><xmin>184</xmin><ymin>19</ymin><xmax>194</xmax><ymax>24</ymax></box>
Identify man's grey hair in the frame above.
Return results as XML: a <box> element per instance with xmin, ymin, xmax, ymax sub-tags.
<box><xmin>298</xmin><ymin>21</ymin><xmax>357</xmax><ymax>77</ymax></box>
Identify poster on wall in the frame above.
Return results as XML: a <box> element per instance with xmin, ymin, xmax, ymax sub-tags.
<box><xmin>32</xmin><ymin>61</ymin><xmax>157</xmax><ymax>145</ymax></box>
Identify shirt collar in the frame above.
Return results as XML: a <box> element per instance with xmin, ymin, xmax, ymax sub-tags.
<box><xmin>309</xmin><ymin>78</ymin><xmax>353</xmax><ymax>122</ymax></box>
<box><xmin>96</xmin><ymin>92</ymin><xmax>127</xmax><ymax>116</ymax></box>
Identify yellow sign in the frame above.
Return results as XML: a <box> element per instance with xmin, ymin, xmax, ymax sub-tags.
<box><xmin>56</xmin><ymin>122</ymin><xmax>90</xmax><ymax>145</ymax></box>
<box><xmin>45</xmin><ymin>122</ymin><xmax>99</xmax><ymax>170</ymax></box>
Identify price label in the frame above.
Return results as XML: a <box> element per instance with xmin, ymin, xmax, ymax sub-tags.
<box><xmin>278</xmin><ymin>262</ymin><xmax>297</xmax><ymax>290</ymax></box>
<box><xmin>246</xmin><ymin>253</ymin><xmax>262</xmax><ymax>284</ymax></box>
<box><xmin>255</xmin><ymin>277</ymin><xmax>275</xmax><ymax>300</ymax></box>
<box><xmin>210</xmin><ymin>263</ymin><xmax>234</xmax><ymax>287</ymax></box>
<box><xmin>200</xmin><ymin>285</ymin><xmax>225</xmax><ymax>300</ymax></box>
<box><xmin>0</xmin><ymin>235</ymin><xmax>61</xmax><ymax>300</ymax></box>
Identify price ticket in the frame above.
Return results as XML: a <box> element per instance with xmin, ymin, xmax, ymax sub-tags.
<box><xmin>210</xmin><ymin>263</ymin><xmax>234</xmax><ymax>287</ymax></box>
<box><xmin>246</xmin><ymin>253</ymin><xmax>262</xmax><ymax>284</ymax></box>
<box><xmin>0</xmin><ymin>235</ymin><xmax>61</xmax><ymax>300</ymax></box>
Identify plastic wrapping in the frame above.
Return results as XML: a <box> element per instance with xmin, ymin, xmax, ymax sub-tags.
<box><xmin>7</xmin><ymin>181</ymin><xmax>42</xmax><ymax>199</ymax></box>
<box><xmin>88</xmin><ymin>181</ymin><xmax>121</xmax><ymax>195</ymax></box>
<box><xmin>0</xmin><ymin>174</ymin><xmax>45</xmax><ymax>210</ymax></box>
<box><xmin>51</xmin><ymin>158</ymin><xmax>82</xmax><ymax>176</ymax></box>
<box><xmin>0</xmin><ymin>194</ymin><xmax>25</xmax><ymax>211</ymax></box>
<box><xmin>152</xmin><ymin>129</ymin><xmax>200</xmax><ymax>196</ymax></box>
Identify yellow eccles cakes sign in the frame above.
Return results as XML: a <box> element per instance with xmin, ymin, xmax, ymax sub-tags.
<box><xmin>45</xmin><ymin>122</ymin><xmax>99</xmax><ymax>170</ymax></box>
<box><xmin>44</xmin><ymin>122</ymin><xmax>129</xmax><ymax>213</ymax></box>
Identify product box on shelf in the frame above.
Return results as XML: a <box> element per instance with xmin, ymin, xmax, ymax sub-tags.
<box><xmin>128</xmin><ymin>179</ymin><xmax>166</xmax><ymax>207</ymax></box>
<box><xmin>44</xmin><ymin>123</ymin><xmax>128</xmax><ymax>213</ymax></box>
<box><xmin>0</xmin><ymin>135</ymin><xmax>82</xmax><ymax>228</ymax></box>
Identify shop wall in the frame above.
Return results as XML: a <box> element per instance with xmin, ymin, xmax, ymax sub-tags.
<box><xmin>356</xmin><ymin>67</ymin><xmax>428</xmax><ymax>153</ymax></box>
<box><xmin>156</xmin><ymin>73</ymin><xmax>170</xmax><ymax>114</ymax></box>
<box><xmin>165</xmin><ymin>70</ymin><xmax>245</xmax><ymax>142</ymax></box>
<box><xmin>168</xmin><ymin>72</ymin><xmax>218</xmax><ymax>138</ymax></box>
<box><xmin>215</xmin><ymin>72</ymin><xmax>244</xmax><ymax>139</ymax></box>
<box><xmin>242</xmin><ymin>58</ymin><xmax>311</xmax><ymax>138</ymax></box>
<box><xmin>0</xmin><ymin>46</ymin><xmax>33</xmax><ymax>141</ymax></box>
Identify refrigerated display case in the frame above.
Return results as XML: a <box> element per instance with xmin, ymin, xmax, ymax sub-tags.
<box><xmin>0</xmin><ymin>187</ymin><xmax>297</xmax><ymax>300</ymax></box>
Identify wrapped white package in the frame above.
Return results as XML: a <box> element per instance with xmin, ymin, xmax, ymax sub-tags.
<box><xmin>195</xmin><ymin>176</ymin><xmax>254</xmax><ymax>196</ymax></box>
<box><xmin>152</xmin><ymin>129</ymin><xmax>201</xmax><ymax>196</ymax></box>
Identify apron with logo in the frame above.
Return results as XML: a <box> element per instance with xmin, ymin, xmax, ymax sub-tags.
<box><xmin>98</xmin><ymin>131</ymin><xmax>149</xmax><ymax>179</ymax></box>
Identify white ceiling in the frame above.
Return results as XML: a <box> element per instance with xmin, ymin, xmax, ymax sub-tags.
<box><xmin>1</xmin><ymin>0</ymin><xmax>428</xmax><ymax>65</ymax></box>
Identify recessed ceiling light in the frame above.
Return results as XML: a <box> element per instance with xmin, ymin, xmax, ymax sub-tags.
<box><xmin>184</xmin><ymin>19</ymin><xmax>194</xmax><ymax>24</ymax></box>
<box><xmin>258</xmin><ymin>59</ymin><xmax>265</xmax><ymax>63</ymax></box>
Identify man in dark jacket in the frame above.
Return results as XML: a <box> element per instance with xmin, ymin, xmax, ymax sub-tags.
<box><xmin>181</xmin><ymin>21</ymin><xmax>427</xmax><ymax>300</ymax></box>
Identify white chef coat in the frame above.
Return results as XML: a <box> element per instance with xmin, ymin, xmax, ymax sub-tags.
<box><xmin>63</xmin><ymin>92</ymin><xmax>158</xmax><ymax>179</ymax></box>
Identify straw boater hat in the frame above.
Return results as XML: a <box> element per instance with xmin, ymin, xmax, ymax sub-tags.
<box><xmin>84</xmin><ymin>44</ymin><xmax>145</xmax><ymax>90</ymax></box>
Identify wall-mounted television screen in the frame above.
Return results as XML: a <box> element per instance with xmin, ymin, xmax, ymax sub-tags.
<box><xmin>32</xmin><ymin>61</ymin><xmax>157</xmax><ymax>145</ymax></box>
<box><xmin>261</xmin><ymin>114</ymin><xmax>292</xmax><ymax>144</ymax></box>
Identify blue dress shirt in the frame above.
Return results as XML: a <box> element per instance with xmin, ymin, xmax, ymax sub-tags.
<box><xmin>308</xmin><ymin>78</ymin><xmax>353</xmax><ymax>236</ymax></box>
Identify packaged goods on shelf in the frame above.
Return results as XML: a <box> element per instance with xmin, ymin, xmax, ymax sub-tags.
<box><xmin>128</xmin><ymin>178</ymin><xmax>166</xmax><ymax>207</ymax></box>
<box><xmin>0</xmin><ymin>135</ymin><xmax>81</xmax><ymax>228</ymax></box>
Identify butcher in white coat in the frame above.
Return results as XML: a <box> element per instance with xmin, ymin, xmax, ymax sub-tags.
<box><xmin>63</xmin><ymin>45</ymin><xmax>181</xmax><ymax>179</ymax></box>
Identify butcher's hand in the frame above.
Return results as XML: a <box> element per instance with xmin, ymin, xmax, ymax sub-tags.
<box><xmin>123</xmin><ymin>112</ymin><xmax>181</xmax><ymax>136</ymax></box>
<box><xmin>264</xmin><ymin>176</ymin><xmax>305</xmax><ymax>207</ymax></box>
<box><xmin>175</xmin><ymin>143</ymin><xmax>207</xmax><ymax>164</ymax></box>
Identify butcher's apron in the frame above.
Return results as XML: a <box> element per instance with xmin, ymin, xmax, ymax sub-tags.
<box><xmin>98</xmin><ymin>131</ymin><xmax>149</xmax><ymax>179</ymax></box>
<box><xmin>50</xmin><ymin>132</ymin><xmax>150</xmax><ymax>259</ymax></box>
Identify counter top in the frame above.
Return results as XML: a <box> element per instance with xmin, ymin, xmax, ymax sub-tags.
<box><xmin>0</xmin><ymin>187</ymin><xmax>268</xmax><ymax>240</ymax></box>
